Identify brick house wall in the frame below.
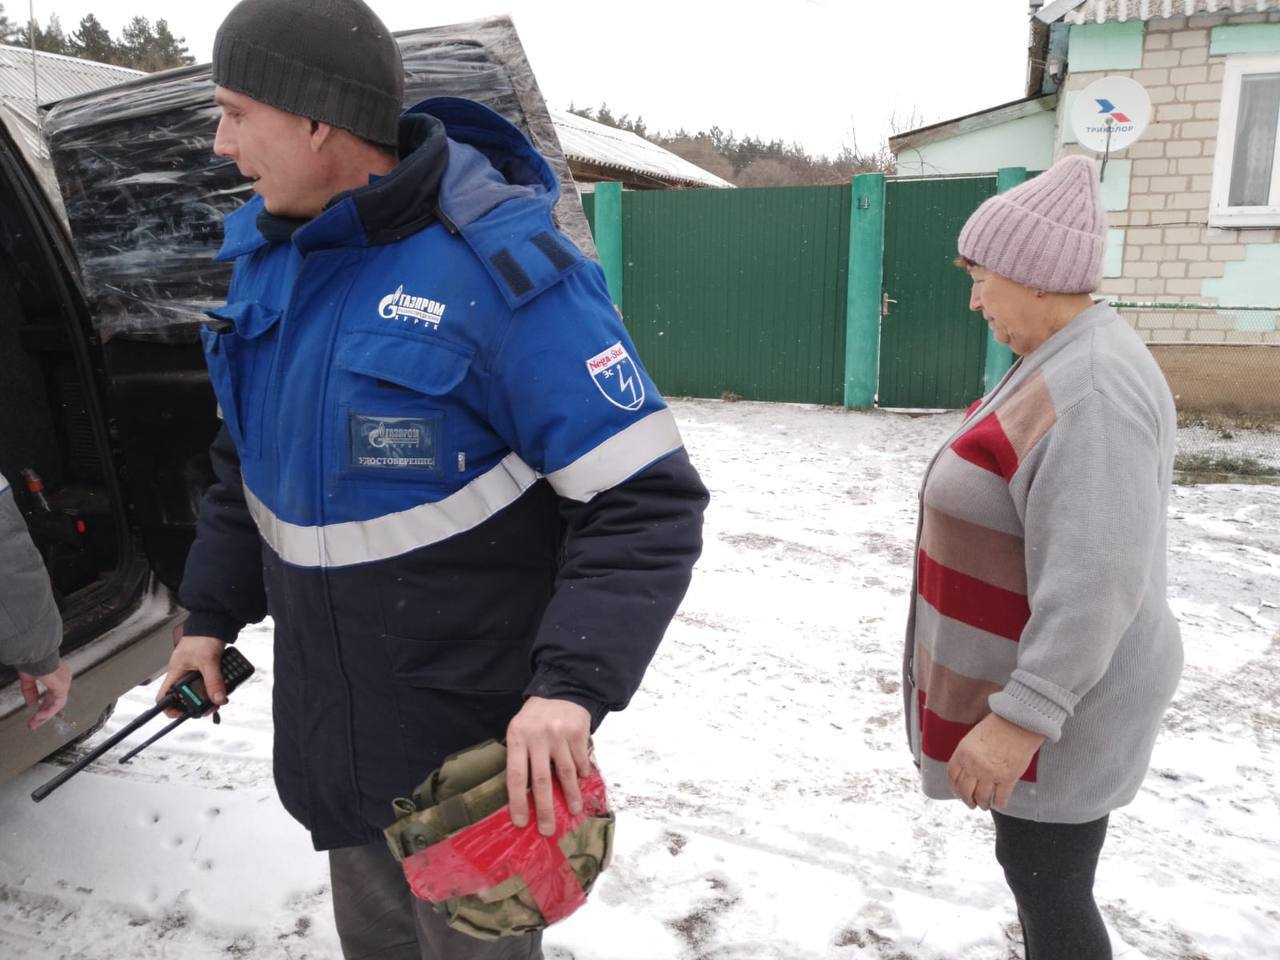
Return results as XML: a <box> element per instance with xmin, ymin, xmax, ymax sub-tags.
<box><xmin>1056</xmin><ymin>10</ymin><xmax>1280</xmax><ymax>347</ymax></box>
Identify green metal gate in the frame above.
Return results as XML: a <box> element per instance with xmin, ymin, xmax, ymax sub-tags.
<box><xmin>878</xmin><ymin>176</ymin><xmax>995</xmax><ymax>409</ymax></box>
<box><xmin>620</xmin><ymin>185</ymin><xmax>850</xmax><ymax>405</ymax></box>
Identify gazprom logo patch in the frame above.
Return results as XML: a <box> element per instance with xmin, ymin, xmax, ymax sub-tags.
<box><xmin>349</xmin><ymin>414</ymin><xmax>439</xmax><ymax>470</ymax></box>
<box><xmin>586</xmin><ymin>342</ymin><xmax>644</xmax><ymax>412</ymax></box>
<box><xmin>367</xmin><ymin>422</ymin><xmax>423</xmax><ymax>450</ymax></box>
<box><xmin>378</xmin><ymin>285</ymin><xmax>446</xmax><ymax>329</ymax></box>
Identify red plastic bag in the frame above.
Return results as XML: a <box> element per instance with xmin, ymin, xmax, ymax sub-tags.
<box><xmin>400</xmin><ymin>768</ymin><xmax>609</xmax><ymax>924</ymax></box>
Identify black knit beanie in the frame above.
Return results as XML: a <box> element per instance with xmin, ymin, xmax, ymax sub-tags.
<box><xmin>212</xmin><ymin>0</ymin><xmax>404</xmax><ymax>147</ymax></box>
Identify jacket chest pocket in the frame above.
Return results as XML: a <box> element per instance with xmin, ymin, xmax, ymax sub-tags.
<box><xmin>332</xmin><ymin>332</ymin><xmax>473</xmax><ymax>483</ymax></box>
<box><xmin>201</xmin><ymin>301</ymin><xmax>282</xmax><ymax>459</ymax></box>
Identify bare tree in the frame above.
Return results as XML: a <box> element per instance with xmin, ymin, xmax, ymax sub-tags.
<box><xmin>568</xmin><ymin>99</ymin><xmax>899</xmax><ymax>187</ymax></box>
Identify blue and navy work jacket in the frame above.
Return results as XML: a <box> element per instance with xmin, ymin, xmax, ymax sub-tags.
<box><xmin>180</xmin><ymin>98</ymin><xmax>707</xmax><ymax>850</ymax></box>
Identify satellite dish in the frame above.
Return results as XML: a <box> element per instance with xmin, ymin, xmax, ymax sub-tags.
<box><xmin>1070</xmin><ymin>76</ymin><xmax>1153</xmax><ymax>154</ymax></box>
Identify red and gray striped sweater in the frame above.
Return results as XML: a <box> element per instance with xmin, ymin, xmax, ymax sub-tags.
<box><xmin>905</xmin><ymin>303</ymin><xmax>1183</xmax><ymax>823</ymax></box>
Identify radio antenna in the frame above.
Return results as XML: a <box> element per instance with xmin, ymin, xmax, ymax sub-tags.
<box><xmin>26</xmin><ymin>0</ymin><xmax>41</xmax><ymax>138</ymax></box>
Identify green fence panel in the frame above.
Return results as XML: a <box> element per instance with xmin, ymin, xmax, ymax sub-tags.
<box><xmin>581</xmin><ymin>190</ymin><xmax>595</xmax><ymax>227</ymax></box>
<box><xmin>620</xmin><ymin>185</ymin><xmax>850</xmax><ymax>404</ymax></box>
<box><xmin>878</xmin><ymin>177</ymin><xmax>995</xmax><ymax>409</ymax></box>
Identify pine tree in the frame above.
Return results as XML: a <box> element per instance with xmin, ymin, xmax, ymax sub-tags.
<box><xmin>119</xmin><ymin>15</ymin><xmax>154</xmax><ymax>69</ymax></box>
<box><xmin>45</xmin><ymin>14</ymin><xmax>70</xmax><ymax>55</ymax></box>
<box><xmin>0</xmin><ymin>4</ymin><xmax>16</xmax><ymax>45</ymax></box>
<box><xmin>69</xmin><ymin>13</ymin><xmax>115</xmax><ymax>64</ymax></box>
<box><xmin>13</xmin><ymin>15</ymin><xmax>72</xmax><ymax>56</ymax></box>
<box><xmin>152</xmin><ymin>19</ymin><xmax>194</xmax><ymax>69</ymax></box>
<box><xmin>4</xmin><ymin>9</ymin><xmax>194</xmax><ymax>71</ymax></box>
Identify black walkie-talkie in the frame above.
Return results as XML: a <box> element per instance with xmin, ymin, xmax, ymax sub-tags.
<box><xmin>167</xmin><ymin>646</ymin><xmax>254</xmax><ymax>718</ymax></box>
<box><xmin>31</xmin><ymin>646</ymin><xmax>255</xmax><ymax>802</ymax></box>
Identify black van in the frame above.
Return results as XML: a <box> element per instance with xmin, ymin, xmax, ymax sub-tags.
<box><xmin>0</xmin><ymin>17</ymin><xmax>593</xmax><ymax>783</ymax></box>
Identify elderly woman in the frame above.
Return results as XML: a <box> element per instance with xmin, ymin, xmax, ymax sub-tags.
<box><xmin>904</xmin><ymin>155</ymin><xmax>1183</xmax><ymax>960</ymax></box>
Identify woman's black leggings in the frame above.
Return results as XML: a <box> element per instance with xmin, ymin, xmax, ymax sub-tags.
<box><xmin>991</xmin><ymin>810</ymin><xmax>1112</xmax><ymax>960</ymax></box>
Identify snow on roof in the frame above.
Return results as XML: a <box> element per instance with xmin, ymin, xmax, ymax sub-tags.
<box><xmin>1047</xmin><ymin>0</ymin><xmax>1280</xmax><ymax>23</ymax></box>
<box><xmin>0</xmin><ymin>45</ymin><xmax>142</xmax><ymax>127</ymax></box>
<box><xmin>549</xmin><ymin>107</ymin><xmax>733</xmax><ymax>189</ymax></box>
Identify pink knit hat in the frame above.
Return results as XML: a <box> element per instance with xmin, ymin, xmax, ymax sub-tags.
<box><xmin>957</xmin><ymin>155</ymin><xmax>1106</xmax><ymax>294</ymax></box>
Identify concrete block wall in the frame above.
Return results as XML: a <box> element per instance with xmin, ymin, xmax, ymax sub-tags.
<box><xmin>1057</xmin><ymin>12</ymin><xmax>1280</xmax><ymax>345</ymax></box>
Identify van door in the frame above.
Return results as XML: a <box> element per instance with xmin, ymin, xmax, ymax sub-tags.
<box><xmin>0</xmin><ymin>116</ymin><xmax>179</xmax><ymax>783</ymax></box>
<box><xmin>0</xmin><ymin>118</ymin><xmax>148</xmax><ymax>644</ymax></box>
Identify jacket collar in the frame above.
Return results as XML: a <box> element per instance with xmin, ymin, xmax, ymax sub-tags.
<box><xmin>299</xmin><ymin>112</ymin><xmax>448</xmax><ymax>251</ymax></box>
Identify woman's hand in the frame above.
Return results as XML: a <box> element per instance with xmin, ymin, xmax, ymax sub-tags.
<box><xmin>948</xmin><ymin>713</ymin><xmax>1046</xmax><ymax>811</ymax></box>
<box><xmin>19</xmin><ymin>659</ymin><xmax>72</xmax><ymax>731</ymax></box>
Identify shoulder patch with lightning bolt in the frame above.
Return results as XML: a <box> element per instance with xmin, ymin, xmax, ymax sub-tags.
<box><xmin>585</xmin><ymin>342</ymin><xmax>645</xmax><ymax>412</ymax></box>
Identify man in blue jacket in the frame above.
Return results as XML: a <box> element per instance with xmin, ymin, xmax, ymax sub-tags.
<box><xmin>158</xmin><ymin>1</ymin><xmax>707</xmax><ymax>956</ymax></box>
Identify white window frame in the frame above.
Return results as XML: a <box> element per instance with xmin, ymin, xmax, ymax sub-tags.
<box><xmin>1210</xmin><ymin>55</ymin><xmax>1280</xmax><ymax>229</ymax></box>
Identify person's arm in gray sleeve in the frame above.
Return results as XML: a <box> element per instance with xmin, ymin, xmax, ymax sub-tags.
<box><xmin>990</xmin><ymin>392</ymin><xmax>1164</xmax><ymax>741</ymax></box>
<box><xmin>0</xmin><ymin>474</ymin><xmax>72</xmax><ymax>729</ymax></box>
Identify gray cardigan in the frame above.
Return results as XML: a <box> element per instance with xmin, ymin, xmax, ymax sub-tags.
<box><xmin>904</xmin><ymin>303</ymin><xmax>1184</xmax><ymax>822</ymax></box>
<box><xmin>0</xmin><ymin>473</ymin><xmax>62</xmax><ymax>675</ymax></box>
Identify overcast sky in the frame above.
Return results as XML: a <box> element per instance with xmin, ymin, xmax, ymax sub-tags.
<box><xmin>17</xmin><ymin>0</ymin><xmax>1033</xmax><ymax>156</ymax></box>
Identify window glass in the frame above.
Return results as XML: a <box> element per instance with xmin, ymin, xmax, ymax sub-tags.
<box><xmin>1228</xmin><ymin>72</ymin><xmax>1280</xmax><ymax>208</ymax></box>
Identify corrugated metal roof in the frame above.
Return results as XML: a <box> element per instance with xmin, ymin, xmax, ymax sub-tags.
<box><xmin>1058</xmin><ymin>0</ymin><xmax>1280</xmax><ymax>23</ymax></box>
<box><xmin>0</xmin><ymin>45</ymin><xmax>142</xmax><ymax>127</ymax></box>
<box><xmin>549</xmin><ymin>108</ymin><xmax>733</xmax><ymax>189</ymax></box>
<box><xmin>0</xmin><ymin>45</ymin><xmax>142</xmax><ymax>164</ymax></box>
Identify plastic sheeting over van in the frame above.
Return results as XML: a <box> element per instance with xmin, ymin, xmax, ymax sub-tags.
<box><xmin>0</xmin><ymin>45</ymin><xmax>145</xmax><ymax>228</ymax></box>
<box><xmin>41</xmin><ymin>17</ymin><xmax>591</xmax><ymax>342</ymax></box>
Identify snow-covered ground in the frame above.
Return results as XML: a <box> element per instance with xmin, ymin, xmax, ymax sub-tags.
<box><xmin>2</xmin><ymin>399</ymin><xmax>1277</xmax><ymax>960</ymax></box>
<box><xmin>1176</xmin><ymin>420</ymin><xmax>1280</xmax><ymax>475</ymax></box>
